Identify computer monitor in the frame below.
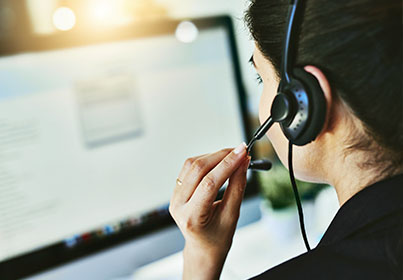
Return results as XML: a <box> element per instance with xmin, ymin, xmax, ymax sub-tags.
<box><xmin>0</xmin><ymin>16</ymin><xmax>258</xmax><ymax>279</ymax></box>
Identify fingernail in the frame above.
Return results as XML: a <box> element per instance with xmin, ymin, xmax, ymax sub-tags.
<box><xmin>234</xmin><ymin>142</ymin><xmax>246</xmax><ymax>154</ymax></box>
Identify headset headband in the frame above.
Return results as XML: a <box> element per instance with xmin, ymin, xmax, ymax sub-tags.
<box><xmin>280</xmin><ymin>0</ymin><xmax>301</xmax><ymax>87</ymax></box>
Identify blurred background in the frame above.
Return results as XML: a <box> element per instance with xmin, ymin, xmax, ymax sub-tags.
<box><xmin>0</xmin><ymin>1</ymin><xmax>339</xmax><ymax>279</ymax></box>
<box><xmin>0</xmin><ymin>0</ymin><xmax>260</xmax><ymax>103</ymax></box>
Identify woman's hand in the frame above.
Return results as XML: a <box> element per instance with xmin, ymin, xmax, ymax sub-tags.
<box><xmin>169</xmin><ymin>143</ymin><xmax>250</xmax><ymax>280</ymax></box>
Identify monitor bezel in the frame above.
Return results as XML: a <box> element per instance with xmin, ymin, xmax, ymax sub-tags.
<box><xmin>0</xmin><ymin>15</ymin><xmax>260</xmax><ymax>279</ymax></box>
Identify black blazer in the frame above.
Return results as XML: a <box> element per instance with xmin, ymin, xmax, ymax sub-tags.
<box><xmin>251</xmin><ymin>174</ymin><xmax>403</xmax><ymax>280</ymax></box>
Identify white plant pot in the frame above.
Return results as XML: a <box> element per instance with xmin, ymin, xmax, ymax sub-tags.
<box><xmin>259</xmin><ymin>200</ymin><xmax>315</xmax><ymax>244</ymax></box>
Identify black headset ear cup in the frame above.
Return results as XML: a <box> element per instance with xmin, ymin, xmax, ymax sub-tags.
<box><xmin>291</xmin><ymin>67</ymin><xmax>327</xmax><ymax>145</ymax></box>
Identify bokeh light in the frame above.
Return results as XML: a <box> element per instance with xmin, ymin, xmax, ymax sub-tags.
<box><xmin>175</xmin><ymin>21</ymin><xmax>199</xmax><ymax>43</ymax></box>
<box><xmin>53</xmin><ymin>7</ymin><xmax>76</xmax><ymax>31</ymax></box>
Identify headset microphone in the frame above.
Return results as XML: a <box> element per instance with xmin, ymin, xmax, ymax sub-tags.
<box><xmin>248</xmin><ymin>159</ymin><xmax>272</xmax><ymax>171</ymax></box>
<box><xmin>246</xmin><ymin>116</ymin><xmax>274</xmax><ymax>154</ymax></box>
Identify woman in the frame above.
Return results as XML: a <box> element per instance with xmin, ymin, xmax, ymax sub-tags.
<box><xmin>169</xmin><ymin>0</ymin><xmax>403</xmax><ymax>279</ymax></box>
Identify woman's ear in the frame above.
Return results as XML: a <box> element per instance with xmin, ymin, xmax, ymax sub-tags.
<box><xmin>304</xmin><ymin>65</ymin><xmax>336</xmax><ymax>134</ymax></box>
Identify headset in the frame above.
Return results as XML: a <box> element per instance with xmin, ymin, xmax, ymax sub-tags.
<box><xmin>246</xmin><ymin>0</ymin><xmax>327</xmax><ymax>252</ymax></box>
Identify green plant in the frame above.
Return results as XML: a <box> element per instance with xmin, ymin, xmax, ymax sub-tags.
<box><xmin>258</xmin><ymin>163</ymin><xmax>329</xmax><ymax>209</ymax></box>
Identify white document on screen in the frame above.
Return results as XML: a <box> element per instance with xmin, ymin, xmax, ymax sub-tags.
<box><xmin>75</xmin><ymin>74</ymin><xmax>144</xmax><ymax>147</ymax></box>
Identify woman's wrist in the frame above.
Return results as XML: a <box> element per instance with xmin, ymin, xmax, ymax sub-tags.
<box><xmin>182</xmin><ymin>243</ymin><xmax>229</xmax><ymax>280</ymax></box>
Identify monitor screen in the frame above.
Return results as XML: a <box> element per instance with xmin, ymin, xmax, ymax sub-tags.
<box><xmin>0</xmin><ymin>16</ymin><xmax>255</xmax><ymax>278</ymax></box>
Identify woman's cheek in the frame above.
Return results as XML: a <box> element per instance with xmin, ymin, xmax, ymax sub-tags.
<box><xmin>258</xmin><ymin>85</ymin><xmax>273</xmax><ymax>124</ymax></box>
<box><xmin>268</xmin><ymin>124</ymin><xmax>289</xmax><ymax>166</ymax></box>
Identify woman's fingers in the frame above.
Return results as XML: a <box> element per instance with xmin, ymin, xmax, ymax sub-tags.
<box><xmin>176</xmin><ymin>154</ymin><xmax>206</xmax><ymax>183</ymax></box>
<box><xmin>172</xmin><ymin>148</ymin><xmax>232</xmax><ymax>205</ymax></box>
<box><xmin>188</xmin><ymin>143</ymin><xmax>247</xmax><ymax>218</ymax></box>
<box><xmin>221</xmin><ymin>156</ymin><xmax>250</xmax><ymax>222</ymax></box>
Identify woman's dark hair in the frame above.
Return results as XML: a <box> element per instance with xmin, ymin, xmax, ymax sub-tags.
<box><xmin>245</xmin><ymin>0</ymin><xmax>403</xmax><ymax>176</ymax></box>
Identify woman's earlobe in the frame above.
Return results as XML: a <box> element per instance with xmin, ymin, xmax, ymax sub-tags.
<box><xmin>303</xmin><ymin>65</ymin><xmax>335</xmax><ymax>133</ymax></box>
